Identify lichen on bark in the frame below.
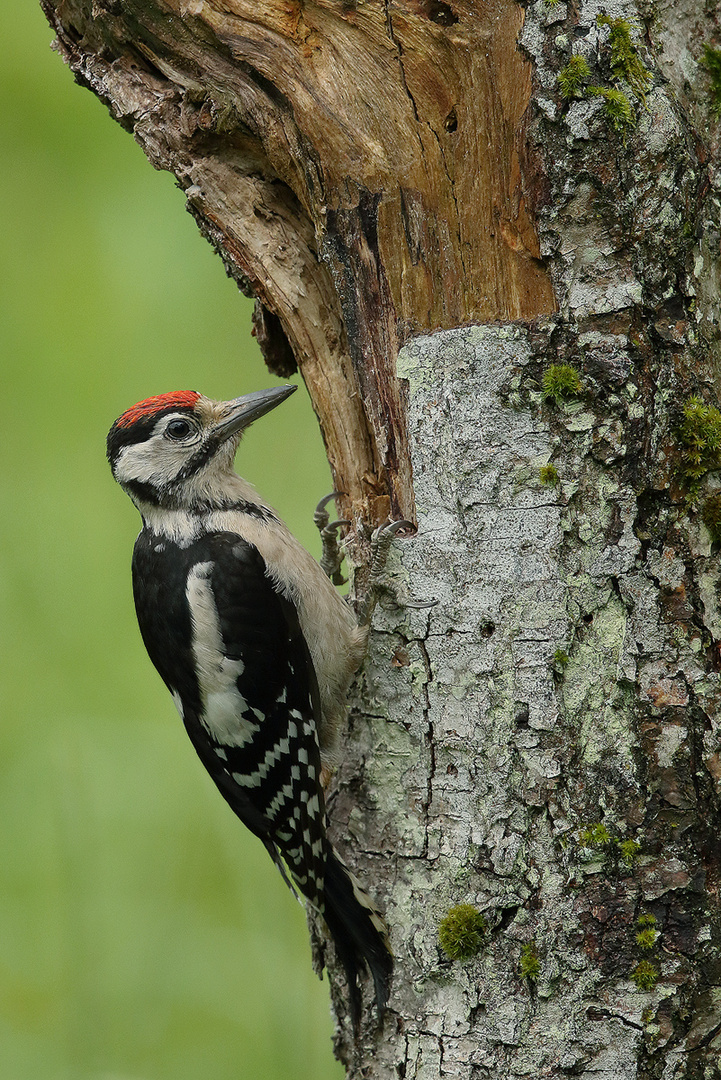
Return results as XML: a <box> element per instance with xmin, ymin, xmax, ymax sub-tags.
<box><xmin>328</xmin><ymin>319</ymin><xmax>721</xmax><ymax>1075</ymax></box>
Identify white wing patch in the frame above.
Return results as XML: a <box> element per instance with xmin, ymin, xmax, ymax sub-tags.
<box><xmin>186</xmin><ymin>561</ymin><xmax>260</xmax><ymax>748</ymax></box>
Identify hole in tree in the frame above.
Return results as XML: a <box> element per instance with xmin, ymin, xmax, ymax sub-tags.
<box><xmin>423</xmin><ymin>0</ymin><xmax>459</xmax><ymax>26</ymax></box>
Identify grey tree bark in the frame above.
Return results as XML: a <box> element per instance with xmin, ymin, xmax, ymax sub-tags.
<box><xmin>41</xmin><ymin>0</ymin><xmax>721</xmax><ymax>1076</ymax></box>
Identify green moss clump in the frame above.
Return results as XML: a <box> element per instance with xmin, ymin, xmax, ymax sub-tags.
<box><xmin>542</xmin><ymin>363</ymin><xmax>582</xmax><ymax>403</ymax></box>
<box><xmin>635</xmin><ymin>914</ymin><xmax>657</xmax><ymax>952</ymax></box>
<box><xmin>544</xmin><ymin>0</ymin><xmax>562</xmax><ymax>6</ymax></box>
<box><xmin>589</xmin><ymin>86</ymin><xmax>635</xmax><ymax>134</ymax></box>
<box><xmin>618</xmin><ymin>839</ymin><xmax>641</xmax><ymax>866</ymax></box>
<box><xmin>631</xmin><ymin>960</ymin><xmax>659</xmax><ymax>991</ymax></box>
<box><xmin>553</xmin><ymin>648</ymin><xmax>570</xmax><ymax>669</ymax></box>
<box><xmin>559</xmin><ymin>56</ymin><xmax>591</xmax><ymax>99</ymax></box>
<box><xmin>438</xmin><ymin>905</ymin><xmax>487</xmax><ymax>961</ymax></box>
<box><xmin>579</xmin><ymin>823</ymin><xmax>611</xmax><ymax>848</ymax></box>
<box><xmin>700</xmin><ymin>45</ymin><xmax>721</xmax><ymax>116</ymax></box>
<box><xmin>597</xmin><ymin>15</ymin><xmax>652</xmax><ymax>101</ymax></box>
<box><xmin>679</xmin><ymin>395</ymin><xmax>721</xmax><ymax>479</ymax></box>
<box><xmin>636</xmin><ymin>928</ymin><xmax>657</xmax><ymax>951</ymax></box>
<box><xmin>540</xmin><ymin>463</ymin><xmax>560</xmax><ymax>486</ymax></box>
<box><xmin>701</xmin><ymin>493</ymin><xmax>721</xmax><ymax>544</ymax></box>
<box><xmin>520</xmin><ymin>942</ymin><xmax>540</xmax><ymax>982</ymax></box>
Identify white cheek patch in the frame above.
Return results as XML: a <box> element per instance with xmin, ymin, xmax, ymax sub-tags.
<box><xmin>114</xmin><ymin>437</ymin><xmax>190</xmax><ymax>487</ymax></box>
<box><xmin>186</xmin><ymin>561</ymin><xmax>259</xmax><ymax>748</ymax></box>
<box><xmin>113</xmin><ymin>414</ymin><xmax>203</xmax><ymax>488</ymax></box>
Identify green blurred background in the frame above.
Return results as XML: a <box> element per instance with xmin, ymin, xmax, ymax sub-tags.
<box><xmin>2</xmin><ymin>6</ymin><xmax>343</xmax><ymax>1078</ymax></box>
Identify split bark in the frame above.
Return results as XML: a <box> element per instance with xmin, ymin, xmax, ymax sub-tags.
<box><xmin>41</xmin><ymin>0</ymin><xmax>721</xmax><ymax>1076</ymax></box>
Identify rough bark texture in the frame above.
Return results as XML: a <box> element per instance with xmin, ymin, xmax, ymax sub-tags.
<box><xmin>42</xmin><ymin>0</ymin><xmax>721</xmax><ymax>1076</ymax></box>
<box><xmin>340</xmin><ymin>321</ymin><xmax>721</xmax><ymax>1077</ymax></box>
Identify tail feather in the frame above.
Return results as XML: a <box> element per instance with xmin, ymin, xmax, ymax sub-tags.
<box><xmin>322</xmin><ymin>847</ymin><xmax>393</xmax><ymax>1028</ymax></box>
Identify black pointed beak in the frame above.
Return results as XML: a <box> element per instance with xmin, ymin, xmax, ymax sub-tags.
<box><xmin>213</xmin><ymin>384</ymin><xmax>297</xmax><ymax>442</ymax></box>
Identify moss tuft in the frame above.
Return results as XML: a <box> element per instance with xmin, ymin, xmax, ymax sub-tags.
<box><xmin>520</xmin><ymin>942</ymin><xmax>540</xmax><ymax>982</ymax></box>
<box><xmin>553</xmin><ymin>648</ymin><xmax>570</xmax><ymax>669</ymax></box>
<box><xmin>559</xmin><ymin>56</ymin><xmax>592</xmax><ymax>99</ymax></box>
<box><xmin>701</xmin><ymin>493</ymin><xmax>721</xmax><ymax>544</ymax></box>
<box><xmin>540</xmin><ymin>463</ymin><xmax>560</xmax><ymax>486</ymax></box>
<box><xmin>700</xmin><ymin>45</ymin><xmax>721</xmax><ymax>116</ymax></box>
<box><xmin>636</xmin><ymin>928</ymin><xmax>657</xmax><ymax>950</ymax></box>
<box><xmin>597</xmin><ymin>15</ymin><xmax>652</xmax><ymax>101</ymax></box>
<box><xmin>542</xmin><ymin>363</ymin><xmax>582</xmax><ymax>402</ymax></box>
<box><xmin>634</xmin><ymin>915</ymin><xmax>658</xmax><ymax>953</ymax></box>
<box><xmin>589</xmin><ymin>86</ymin><xmax>635</xmax><ymax>134</ymax></box>
<box><xmin>579</xmin><ymin>822</ymin><xmax>611</xmax><ymax>848</ymax></box>
<box><xmin>631</xmin><ymin>960</ymin><xmax>659</xmax><ymax>991</ymax></box>
<box><xmin>438</xmin><ymin>904</ymin><xmax>487</xmax><ymax>961</ymax></box>
<box><xmin>679</xmin><ymin>395</ymin><xmax>721</xmax><ymax>480</ymax></box>
<box><xmin>618</xmin><ymin>838</ymin><xmax>641</xmax><ymax>866</ymax></box>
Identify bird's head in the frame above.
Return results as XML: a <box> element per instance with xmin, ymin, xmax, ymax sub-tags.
<box><xmin>107</xmin><ymin>385</ymin><xmax>296</xmax><ymax>510</ymax></box>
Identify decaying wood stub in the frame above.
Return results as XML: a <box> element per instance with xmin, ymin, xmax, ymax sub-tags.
<box><xmin>40</xmin><ymin>0</ymin><xmax>555</xmax><ymax>527</ymax></box>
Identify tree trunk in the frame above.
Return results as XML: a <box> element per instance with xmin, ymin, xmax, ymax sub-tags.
<box><xmin>41</xmin><ymin>0</ymin><xmax>721</xmax><ymax>1076</ymax></box>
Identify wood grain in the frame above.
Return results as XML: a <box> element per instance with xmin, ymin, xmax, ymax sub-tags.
<box><xmin>43</xmin><ymin>0</ymin><xmax>555</xmax><ymax>524</ymax></box>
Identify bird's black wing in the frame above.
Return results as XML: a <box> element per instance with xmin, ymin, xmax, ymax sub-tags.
<box><xmin>132</xmin><ymin>528</ymin><xmax>327</xmax><ymax>908</ymax></box>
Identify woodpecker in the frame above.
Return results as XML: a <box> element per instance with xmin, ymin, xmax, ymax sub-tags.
<box><xmin>107</xmin><ymin>385</ymin><xmax>393</xmax><ymax>1025</ymax></box>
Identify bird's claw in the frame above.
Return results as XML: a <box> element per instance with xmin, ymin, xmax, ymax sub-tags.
<box><xmin>358</xmin><ymin>518</ymin><xmax>437</xmax><ymax>624</ymax></box>
<box><xmin>314</xmin><ymin>492</ymin><xmax>349</xmax><ymax>585</ymax></box>
<box><xmin>402</xmin><ymin>596</ymin><xmax>439</xmax><ymax>610</ymax></box>
<box><xmin>369</xmin><ymin>519</ymin><xmax>414</xmax><ymax>579</ymax></box>
<box><xmin>313</xmin><ymin>491</ymin><xmax>345</xmax><ymax>531</ymax></box>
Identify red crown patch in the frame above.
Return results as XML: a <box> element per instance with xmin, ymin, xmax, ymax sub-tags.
<box><xmin>116</xmin><ymin>391</ymin><xmax>201</xmax><ymax>429</ymax></box>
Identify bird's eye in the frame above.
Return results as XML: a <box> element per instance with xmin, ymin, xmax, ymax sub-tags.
<box><xmin>165</xmin><ymin>418</ymin><xmax>193</xmax><ymax>440</ymax></box>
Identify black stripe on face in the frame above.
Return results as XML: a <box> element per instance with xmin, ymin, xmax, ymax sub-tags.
<box><xmin>173</xmin><ymin>429</ymin><xmax>232</xmax><ymax>483</ymax></box>
<box><xmin>124</xmin><ymin>478</ymin><xmax>164</xmax><ymax>506</ymax></box>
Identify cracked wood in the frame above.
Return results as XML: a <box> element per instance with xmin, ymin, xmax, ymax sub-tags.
<box><xmin>41</xmin><ymin>0</ymin><xmax>555</xmax><ymax>526</ymax></box>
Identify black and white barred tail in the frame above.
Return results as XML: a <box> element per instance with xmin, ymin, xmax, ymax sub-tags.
<box><xmin>321</xmin><ymin>847</ymin><xmax>393</xmax><ymax>1027</ymax></box>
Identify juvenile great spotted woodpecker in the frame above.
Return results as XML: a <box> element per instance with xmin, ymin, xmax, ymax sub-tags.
<box><xmin>107</xmin><ymin>385</ymin><xmax>394</xmax><ymax>1025</ymax></box>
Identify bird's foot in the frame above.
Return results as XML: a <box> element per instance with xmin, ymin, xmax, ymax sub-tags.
<box><xmin>314</xmin><ymin>492</ymin><xmax>350</xmax><ymax>586</ymax></box>
<box><xmin>369</xmin><ymin>518</ymin><xmax>415</xmax><ymax>580</ymax></box>
<box><xmin>357</xmin><ymin>519</ymin><xmax>436</xmax><ymax>625</ymax></box>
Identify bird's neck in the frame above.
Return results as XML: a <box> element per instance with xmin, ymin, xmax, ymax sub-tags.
<box><xmin>134</xmin><ymin>470</ymin><xmax>277</xmax><ymax>546</ymax></box>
